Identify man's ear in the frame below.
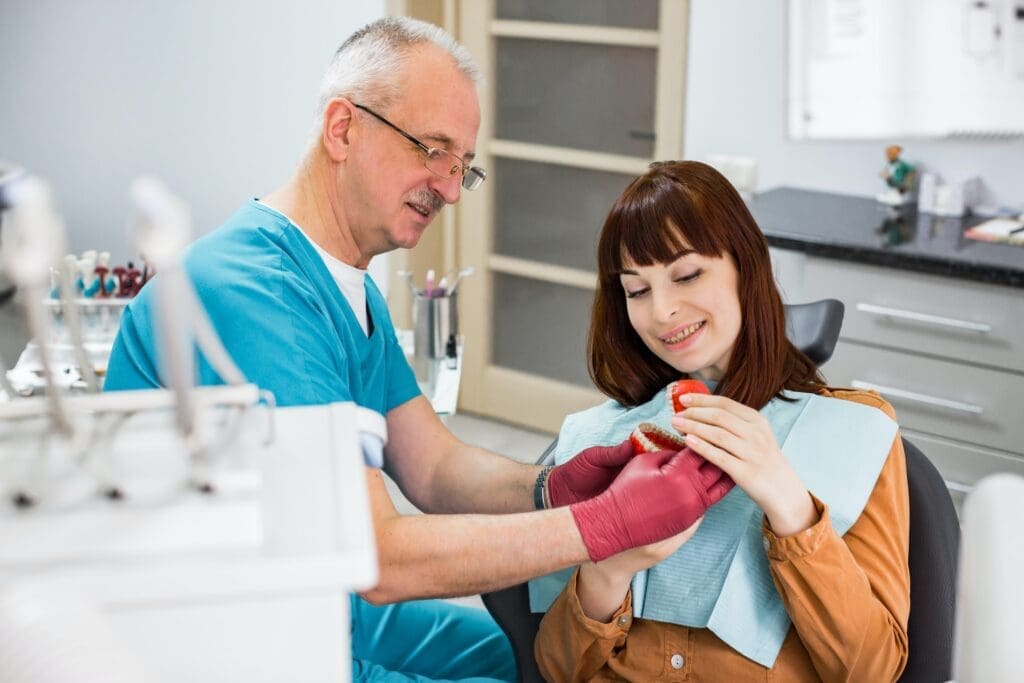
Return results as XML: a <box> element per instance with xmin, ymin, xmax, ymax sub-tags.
<box><xmin>322</xmin><ymin>98</ymin><xmax>355</xmax><ymax>162</ymax></box>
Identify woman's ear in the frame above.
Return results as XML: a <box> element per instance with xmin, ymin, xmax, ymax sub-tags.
<box><xmin>321</xmin><ymin>98</ymin><xmax>355</xmax><ymax>162</ymax></box>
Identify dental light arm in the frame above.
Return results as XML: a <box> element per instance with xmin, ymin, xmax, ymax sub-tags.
<box><xmin>1</xmin><ymin>163</ymin><xmax>98</xmax><ymax>397</ymax></box>
<box><xmin>131</xmin><ymin>177</ymin><xmax>197</xmax><ymax>438</ymax></box>
<box><xmin>130</xmin><ymin>178</ymin><xmax>248</xmax><ymax>441</ymax></box>
<box><xmin>58</xmin><ymin>252</ymin><xmax>101</xmax><ymax>392</ymax></box>
<box><xmin>0</xmin><ymin>163</ymin><xmax>25</xmax><ymax>399</ymax></box>
<box><xmin>0</xmin><ymin>175</ymin><xmax>74</xmax><ymax>433</ymax></box>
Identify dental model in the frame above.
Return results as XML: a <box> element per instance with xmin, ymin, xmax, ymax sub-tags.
<box><xmin>629</xmin><ymin>378</ymin><xmax>710</xmax><ymax>454</ymax></box>
<box><xmin>77</xmin><ymin>250</ymin><xmax>100</xmax><ymax>298</ymax></box>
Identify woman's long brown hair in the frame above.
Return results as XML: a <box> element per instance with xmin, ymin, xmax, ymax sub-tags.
<box><xmin>588</xmin><ymin>161</ymin><xmax>825</xmax><ymax>409</ymax></box>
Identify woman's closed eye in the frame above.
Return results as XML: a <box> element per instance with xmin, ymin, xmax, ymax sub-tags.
<box><xmin>624</xmin><ymin>270</ymin><xmax>702</xmax><ymax>298</ymax></box>
<box><xmin>625</xmin><ymin>287</ymin><xmax>649</xmax><ymax>299</ymax></box>
<box><xmin>674</xmin><ymin>269</ymin><xmax>703</xmax><ymax>283</ymax></box>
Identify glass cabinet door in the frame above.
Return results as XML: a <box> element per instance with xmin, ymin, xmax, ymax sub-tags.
<box><xmin>458</xmin><ymin>0</ymin><xmax>688</xmax><ymax>432</ymax></box>
<box><xmin>493</xmin><ymin>159</ymin><xmax>637</xmax><ymax>271</ymax></box>
<box><xmin>495</xmin><ymin>0</ymin><xmax>659</xmax><ymax>30</ymax></box>
<box><xmin>495</xmin><ymin>39</ymin><xmax>657</xmax><ymax>157</ymax></box>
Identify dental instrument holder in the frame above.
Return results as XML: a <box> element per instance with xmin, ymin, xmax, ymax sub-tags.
<box><xmin>412</xmin><ymin>290</ymin><xmax>458</xmax><ymax>381</ymax></box>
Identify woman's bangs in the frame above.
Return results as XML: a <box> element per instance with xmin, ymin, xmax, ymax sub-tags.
<box><xmin>613</xmin><ymin>186</ymin><xmax>723</xmax><ymax>270</ymax></box>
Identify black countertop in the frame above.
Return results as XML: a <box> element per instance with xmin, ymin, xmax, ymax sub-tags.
<box><xmin>748</xmin><ymin>187</ymin><xmax>1024</xmax><ymax>289</ymax></box>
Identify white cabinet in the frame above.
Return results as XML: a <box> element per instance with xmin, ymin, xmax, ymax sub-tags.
<box><xmin>0</xmin><ymin>400</ymin><xmax>377</xmax><ymax>682</ymax></box>
<box><xmin>775</xmin><ymin>251</ymin><xmax>1024</xmax><ymax>509</ymax></box>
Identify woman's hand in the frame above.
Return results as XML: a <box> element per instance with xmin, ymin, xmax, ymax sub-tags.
<box><xmin>577</xmin><ymin>521</ymin><xmax>702</xmax><ymax>622</ymax></box>
<box><xmin>670</xmin><ymin>393</ymin><xmax>818</xmax><ymax>537</ymax></box>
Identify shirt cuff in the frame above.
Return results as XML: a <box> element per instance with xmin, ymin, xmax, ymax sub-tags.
<box><xmin>565</xmin><ymin>567</ymin><xmax>634</xmax><ymax>638</ymax></box>
<box><xmin>761</xmin><ymin>493</ymin><xmax>833</xmax><ymax>562</ymax></box>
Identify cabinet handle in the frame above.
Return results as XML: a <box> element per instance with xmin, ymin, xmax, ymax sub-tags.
<box><xmin>943</xmin><ymin>480</ymin><xmax>974</xmax><ymax>495</ymax></box>
<box><xmin>851</xmin><ymin>380</ymin><xmax>985</xmax><ymax>415</ymax></box>
<box><xmin>855</xmin><ymin>303</ymin><xmax>992</xmax><ymax>333</ymax></box>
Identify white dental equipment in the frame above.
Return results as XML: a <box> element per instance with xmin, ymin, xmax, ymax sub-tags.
<box><xmin>0</xmin><ymin>177</ymin><xmax>382</xmax><ymax>683</ymax></box>
<box><xmin>953</xmin><ymin>474</ymin><xmax>1024</xmax><ymax>682</ymax></box>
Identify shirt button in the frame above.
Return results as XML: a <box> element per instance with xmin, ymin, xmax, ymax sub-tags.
<box><xmin>670</xmin><ymin>653</ymin><xmax>685</xmax><ymax>669</ymax></box>
<box><xmin>762</xmin><ymin>537</ymin><xmax>771</xmax><ymax>551</ymax></box>
<box><xmin>617</xmin><ymin>614</ymin><xmax>630</xmax><ymax>627</ymax></box>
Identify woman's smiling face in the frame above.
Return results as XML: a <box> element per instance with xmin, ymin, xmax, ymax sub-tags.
<box><xmin>619</xmin><ymin>247</ymin><xmax>742</xmax><ymax>384</ymax></box>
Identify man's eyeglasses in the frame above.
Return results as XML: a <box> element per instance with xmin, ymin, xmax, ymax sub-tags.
<box><xmin>353</xmin><ymin>104</ymin><xmax>487</xmax><ymax>191</ymax></box>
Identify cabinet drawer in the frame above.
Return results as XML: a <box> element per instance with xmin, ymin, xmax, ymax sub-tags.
<box><xmin>805</xmin><ymin>259</ymin><xmax>1024</xmax><ymax>373</ymax></box>
<box><xmin>822</xmin><ymin>340</ymin><xmax>1024</xmax><ymax>454</ymax></box>
<box><xmin>904</xmin><ymin>429</ymin><xmax>1024</xmax><ymax>491</ymax></box>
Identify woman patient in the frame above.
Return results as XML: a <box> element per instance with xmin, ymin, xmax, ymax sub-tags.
<box><xmin>533</xmin><ymin>161</ymin><xmax>909</xmax><ymax>682</ymax></box>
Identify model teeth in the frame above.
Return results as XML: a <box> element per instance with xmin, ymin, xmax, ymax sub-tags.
<box><xmin>664</xmin><ymin>321</ymin><xmax>704</xmax><ymax>344</ymax></box>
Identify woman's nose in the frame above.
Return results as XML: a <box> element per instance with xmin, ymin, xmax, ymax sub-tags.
<box><xmin>652</xmin><ymin>289</ymin><xmax>679</xmax><ymax>323</ymax></box>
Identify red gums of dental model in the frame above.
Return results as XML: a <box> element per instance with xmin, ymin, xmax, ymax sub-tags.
<box><xmin>629</xmin><ymin>379</ymin><xmax>711</xmax><ymax>455</ymax></box>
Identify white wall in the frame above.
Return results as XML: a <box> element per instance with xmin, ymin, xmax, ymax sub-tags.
<box><xmin>684</xmin><ymin>0</ymin><xmax>1024</xmax><ymax>208</ymax></box>
<box><xmin>0</xmin><ymin>0</ymin><xmax>385</xmax><ymax>266</ymax></box>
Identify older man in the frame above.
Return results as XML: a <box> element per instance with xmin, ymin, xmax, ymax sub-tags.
<box><xmin>106</xmin><ymin>17</ymin><xmax>721</xmax><ymax>682</ymax></box>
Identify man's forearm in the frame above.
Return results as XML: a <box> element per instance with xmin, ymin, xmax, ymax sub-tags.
<box><xmin>412</xmin><ymin>443</ymin><xmax>543</xmax><ymax>514</ymax></box>
<box><xmin>383</xmin><ymin>395</ymin><xmax>546</xmax><ymax>515</ymax></box>
<box><xmin>363</xmin><ymin>505</ymin><xmax>588</xmax><ymax>604</ymax></box>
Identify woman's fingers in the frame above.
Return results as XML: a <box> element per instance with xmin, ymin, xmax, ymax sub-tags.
<box><xmin>673</xmin><ymin>414</ymin><xmax>746</xmax><ymax>458</ymax></box>
<box><xmin>678</xmin><ymin>392</ymin><xmax>761</xmax><ymax>422</ymax></box>
<box><xmin>672</xmin><ymin>405</ymin><xmax>749</xmax><ymax>441</ymax></box>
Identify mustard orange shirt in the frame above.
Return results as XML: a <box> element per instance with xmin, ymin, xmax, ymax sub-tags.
<box><xmin>535</xmin><ymin>388</ymin><xmax>910</xmax><ymax>682</ymax></box>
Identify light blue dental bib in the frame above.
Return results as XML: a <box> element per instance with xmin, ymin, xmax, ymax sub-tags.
<box><xmin>528</xmin><ymin>388</ymin><xmax>897</xmax><ymax>668</ymax></box>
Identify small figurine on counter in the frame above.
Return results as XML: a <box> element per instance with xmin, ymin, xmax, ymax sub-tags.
<box><xmin>77</xmin><ymin>250</ymin><xmax>101</xmax><ymax>298</ymax></box>
<box><xmin>111</xmin><ymin>265</ymin><xmax>127</xmax><ymax>297</ymax></box>
<box><xmin>45</xmin><ymin>250</ymin><xmax>153</xmax><ymax>300</ymax></box>
<box><xmin>94</xmin><ymin>251</ymin><xmax>118</xmax><ymax>297</ymax></box>
<box><xmin>121</xmin><ymin>261</ymin><xmax>142</xmax><ymax>297</ymax></box>
<box><xmin>877</xmin><ymin>144</ymin><xmax>916</xmax><ymax>206</ymax></box>
<box><xmin>64</xmin><ymin>254</ymin><xmax>85</xmax><ymax>298</ymax></box>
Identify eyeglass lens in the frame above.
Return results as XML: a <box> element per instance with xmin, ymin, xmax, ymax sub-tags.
<box><xmin>423</xmin><ymin>149</ymin><xmax>486</xmax><ymax>191</ymax></box>
<box><xmin>462</xmin><ymin>168</ymin><xmax>486</xmax><ymax>191</ymax></box>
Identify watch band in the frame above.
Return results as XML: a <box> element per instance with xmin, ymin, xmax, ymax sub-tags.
<box><xmin>534</xmin><ymin>465</ymin><xmax>555</xmax><ymax>510</ymax></box>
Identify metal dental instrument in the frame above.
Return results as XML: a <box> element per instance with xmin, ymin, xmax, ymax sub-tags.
<box><xmin>397</xmin><ymin>269</ymin><xmax>417</xmax><ymax>294</ymax></box>
<box><xmin>446</xmin><ymin>266</ymin><xmax>474</xmax><ymax>295</ymax></box>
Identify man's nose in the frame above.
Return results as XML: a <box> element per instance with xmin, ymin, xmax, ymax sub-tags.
<box><xmin>429</xmin><ymin>171</ymin><xmax>462</xmax><ymax>205</ymax></box>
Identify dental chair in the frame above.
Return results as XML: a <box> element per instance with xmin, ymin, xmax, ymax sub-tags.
<box><xmin>482</xmin><ymin>298</ymin><xmax>960</xmax><ymax>683</ymax></box>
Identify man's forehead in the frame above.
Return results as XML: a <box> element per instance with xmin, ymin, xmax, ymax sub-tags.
<box><xmin>417</xmin><ymin>130</ymin><xmax>477</xmax><ymax>161</ymax></box>
<box><xmin>397</xmin><ymin>47</ymin><xmax>480</xmax><ymax>154</ymax></box>
<box><xmin>396</xmin><ymin>98</ymin><xmax>479</xmax><ymax>159</ymax></box>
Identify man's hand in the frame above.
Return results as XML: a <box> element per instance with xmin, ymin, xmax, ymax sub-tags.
<box><xmin>570</xmin><ymin>448</ymin><xmax>734</xmax><ymax>562</ymax></box>
<box><xmin>545</xmin><ymin>439</ymin><xmax>634</xmax><ymax>508</ymax></box>
<box><xmin>576</xmin><ymin>521</ymin><xmax>703</xmax><ymax>622</ymax></box>
<box><xmin>588</xmin><ymin>518</ymin><xmax>703</xmax><ymax>583</ymax></box>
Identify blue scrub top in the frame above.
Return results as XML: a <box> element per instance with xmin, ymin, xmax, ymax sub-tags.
<box><xmin>105</xmin><ymin>200</ymin><xmax>421</xmax><ymax>414</ymax></box>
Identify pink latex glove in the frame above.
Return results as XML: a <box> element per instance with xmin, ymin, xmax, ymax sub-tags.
<box><xmin>546</xmin><ymin>439</ymin><xmax>634</xmax><ymax>508</ymax></box>
<box><xmin>570</xmin><ymin>447</ymin><xmax>734</xmax><ymax>562</ymax></box>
